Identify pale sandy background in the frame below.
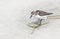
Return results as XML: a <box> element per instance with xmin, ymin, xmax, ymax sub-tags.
<box><xmin>0</xmin><ymin>0</ymin><xmax>60</xmax><ymax>39</ymax></box>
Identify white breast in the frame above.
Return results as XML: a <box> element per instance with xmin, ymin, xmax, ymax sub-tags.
<box><xmin>30</xmin><ymin>15</ymin><xmax>48</xmax><ymax>23</ymax></box>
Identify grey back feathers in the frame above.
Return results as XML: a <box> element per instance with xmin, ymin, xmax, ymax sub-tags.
<box><xmin>31</xmin><ymin>10</ymin><xmax>53</xmax><ymax>16</ymax></box>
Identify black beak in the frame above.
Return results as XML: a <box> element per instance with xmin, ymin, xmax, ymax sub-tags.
<box><xmin>30</xmin><ymin>15</ymin><xmax>32</xmax><ymax>19</ymax></box>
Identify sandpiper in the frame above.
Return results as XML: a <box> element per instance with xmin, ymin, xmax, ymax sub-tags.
<box><xmin>30</xmin><ymin>10</ymin><xmax>53</xmax><ymax>25</ymax></box>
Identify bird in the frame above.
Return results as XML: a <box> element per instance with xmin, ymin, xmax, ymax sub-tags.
<box><xmin>30</xmin><ymin>10</ymin><xmax>53</xmax><ymax>25</ymax></box>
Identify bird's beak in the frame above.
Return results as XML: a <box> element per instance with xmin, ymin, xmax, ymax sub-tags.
<box><xmin>30</xmin><ymin>15</ymin><xmax>32</xmax><ymax>19</ymax></box>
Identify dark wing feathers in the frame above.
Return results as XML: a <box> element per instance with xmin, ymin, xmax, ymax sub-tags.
<box><xmin>36</xmin><ymin>10</ymin><xmax>53</xmax><ymax>16</ymax></box>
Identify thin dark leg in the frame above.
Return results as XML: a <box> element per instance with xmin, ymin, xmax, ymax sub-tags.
<box><xmin>38</xmin><ymin>19</ymin><xmax>42</xmax><ymax>26</ymax></box>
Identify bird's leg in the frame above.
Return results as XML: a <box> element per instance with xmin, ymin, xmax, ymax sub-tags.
<box><xmin>38</xmin><ymin>19</ymin><xmax>42</xmax><ymax>26</ymax></box>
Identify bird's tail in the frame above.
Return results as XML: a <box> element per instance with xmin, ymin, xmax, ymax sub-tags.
<box><xmin>46</xmin><ymin>13</ymin><xmax>53</xmax><ymax>15</ymax></box>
